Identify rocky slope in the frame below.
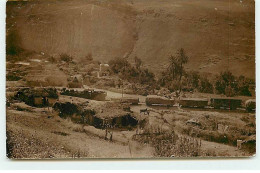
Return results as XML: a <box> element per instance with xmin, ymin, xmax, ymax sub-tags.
<box><xmin>6</xmin><ymin>0</ymin><xmax>255</xmax><ymax>78</ymax></box>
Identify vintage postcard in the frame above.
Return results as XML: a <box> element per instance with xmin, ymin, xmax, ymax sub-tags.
<box><xmin>6</xmin><ymin>0</ymin><xmax>255</xmax><ymax>159</ymax></box>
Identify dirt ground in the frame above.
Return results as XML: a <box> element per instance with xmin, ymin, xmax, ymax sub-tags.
<box><xmin>6</xmin><ymin>107</ymin><xmax>154</xmax><ymax>159</ymax></box>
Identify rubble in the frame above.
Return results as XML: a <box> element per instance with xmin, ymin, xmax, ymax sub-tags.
<box><xmin>186</xmin><ymin>119</ymin><xmax>201</xmax><ymax>126</ymax></box>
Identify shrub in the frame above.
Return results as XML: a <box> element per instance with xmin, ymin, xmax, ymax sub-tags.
<box><xmin>6</xmin><ymin>29</ymin><xmax>23</xmax><ymax>55</ymax></box>
<box><xmin>109</xmin><ymin>57</ymin><xmax>156</xmax><ymax>87</ymax></box>
<box><xmin>215</xmin><ymin>71</ymin><xmax>254</xmax><ymax>96</ymax></box>
<box><xmin>68</xmin><ymin>82</ymin><xmax>82</xmax><ymax>88</ymax></box>
<box><xmin>215</xmin><ymin>71</ymin><xmax>236</xmax><ymax>95</ymax></box>
<box><xmin>6</xmin><ymin>73</ymin><xmax>21</xmax><ymax>81</ymax></box>
<box><xmin>134</xmin><ymin>132</ymin><xmax>202</xmax><ymax>157</ymax></box>
<box><xmin>108</xmin><ymin>57</ymin><xmax>130</xmax><ymax>74</ymax></box>
<box><xmin>48</xmin><ymin>56</ymin><xmax>57</xmax><ymax>63</ymax></box>
<box><xmin>60</xmin><ymin>53</ymin><xmax>73</xmax><ymax>63</ymax></box>
<box><xmin>198</xmin><ymin>77</ymin><xmax>213</xmax><ymax>93</ymax></box>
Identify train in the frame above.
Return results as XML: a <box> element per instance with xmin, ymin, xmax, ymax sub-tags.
<box><xmin>145</xmin><ymin>95</ymin><xmax>255</xmax><ymax>112</ymax></box>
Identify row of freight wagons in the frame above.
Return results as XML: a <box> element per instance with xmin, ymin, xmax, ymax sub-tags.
<box><xmin>145</xmin><ymin>95</ymin><xmax>255</xmax><ymax>111</ymax></box>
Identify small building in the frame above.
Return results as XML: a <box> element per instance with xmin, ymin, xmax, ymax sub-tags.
<box><xmin>15</xmin><ymin>87</ymin><xmax>58</xmax><ymax>107</ymax></box>
<box><xmin>99</xmin><ymin>63</ymin><xmax>110</xmax><ymax>77</ymax></box>
<box><xmin>53</xmin><ymin>100</ymin><xmax>138</xmax><ymax>129</ymax></box>
<box><xmin>71</xmin><ymin>74</ymin><xmax>83</xmax><ymax>83</ymax></box>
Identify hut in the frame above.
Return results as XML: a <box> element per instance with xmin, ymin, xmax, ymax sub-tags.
<box><xmin>146</xmin><ymin>95</ymin><xmax>175</xmax><ymax>106</ymax></box>
<box><xmin>99</xmin><ymin>63</ymin><xmax>110</xmax><ymax>77</ymax></box>
<box><xmin>15</xmin><ymin>87</ymin><xmax>58</xmax><ymax>107</ymax></box>
<box><xmin>88</xmin><ymin>101</ymin><xmax>138</xmax><ymax>129</ymax></box>
<box><xmin>53</xmin><ymin>100</ymin><xmax>138</xmax><ymax>129</ymax></box>
<box><xmin>179</xmin><ymin>98</ymin><xmax>208</xmax><ymax>108</ymax></box>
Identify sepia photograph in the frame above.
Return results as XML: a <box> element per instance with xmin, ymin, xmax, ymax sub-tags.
<box><xmin>5</xmin><ymin>0</ymin><xmax>255</xmax><ymax>159</ymax></box>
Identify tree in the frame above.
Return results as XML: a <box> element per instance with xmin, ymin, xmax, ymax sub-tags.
<box><xmin>60</xmin><ymin>53</ymin><xmax>73</xmax><ymax>63</ymax></box>
<box><xmin>168</xmin><ymin>48</ymin><xmax>189</xmax><ymax>94</ymax></box>
<box><xmin>108</xmin><ymin>57</ymin><xmax>130</xmax><ymax>74</ymax></box>
<box><xmin>6</xmin><ymin>29</ymin><xmax>23</xmax><ymax>55</ymax></box>
<box><xmin>186</xmin><ymin>71</ymin><xmax>200</xmax><ymax>89</ymax></box>
<box><xmin>85</xmin><ymin>53</ymin><xmax>93</xmax><ymax>61</ymax></box>
<box><xmin>199</xmin><ymin>77</ymin><xmax>213</xmax><ymax>93</ymax></box>
<box><xmin>237</xmin><ymin>75</ymin><xmax>252</xmax><ymax>96</ymax></box>
<box><xmin>215</xmin><ymin>71</ymin><xmax>238</xmax><ymax>95</ymax></box>
<box><xmin>134</xmin><ymin>56</ymin><xmax>142</xmax><ymax>69</ymax></box>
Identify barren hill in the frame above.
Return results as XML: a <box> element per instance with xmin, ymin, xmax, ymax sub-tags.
<box><xmin>6</xmin><ymin>0</ymin><xmax>255</xmax><ymax>78</ymax></box>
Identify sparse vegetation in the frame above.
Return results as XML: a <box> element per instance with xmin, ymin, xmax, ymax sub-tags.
<box><xmin>6</xmin><ymin>72</ymin><xmax>22</xmax><ymax>81</ymax></box>
<box><xmin>160</xmin><ymin>64</ymin><xmax>253</xmax><ymax>96</ymax></box>
<box><xmin>108</xmin><ymin>57</ymin><xmax>156</xmax><ymax>88</ymax></box>
<box><xmin>6</xmin><ymin>29</ymin><xmax>23</xmax><ymax>56</ymax></box>
<box><xmin>48</xmin><ymin>56</ymin><xmax>57</xmax><ymax>63</ymax></box>
<box><xmin>5</xmin><ymin>0</ymin><xmax>255</xmax><ymax>160</ymax></box>
<box><xmin>60</xmin><ymin>53</ymin><xmax>73</xmax><ymax>63</ymax></box>
<box><xmin>168</xmin><ymin>48</ymin><xmax>189</xmax><ymax>94</ymax></box>
<box><xmin>134</xmin><ymin>131</ymin><xmax>203</xmax><ymax>157</ymax></box>
<box><xmin>159</xmin><ymin>49</ymin><xmax>213</xmax><ymax>94</ymax></box>
<box><xmin>215</xmin><ymin>71</ymin><xmax>254</xmax><ymax>96</ymax></box>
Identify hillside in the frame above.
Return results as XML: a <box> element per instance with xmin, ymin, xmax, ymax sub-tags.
<box><xmin>6</xmin><ymin>0</ymin><xmax>255</xmax><ymax>79</ymax></box>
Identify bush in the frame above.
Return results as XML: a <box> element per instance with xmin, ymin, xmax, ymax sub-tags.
<box><xmin>109</xmin><ymin>57</ymin><xmax>156</xmax><ymax>87</ymax></box>
<box><xmin>109</xmin><ymin>57</ymin><xmax>130</xmax><ymax>74</ymax></box>
<box><xmin>60</xmin><ymin>53</ymin><xmax>73</xmax><ymax>63</ymax></box>
<box><xmin>104</xmin><ymin>80</ymin><xmax>116</xmax><ymax>87</ymax></box>
<box><xmin>68</xmin><ymin>82</ymin><xmax>82</xmax><ymax>88</ymax></box>
<box><xmin>237</xmin><ymin>75</ymin><xmax>253</xmax><ymax>96</ymax></box>
<box><xmin>6</xmin><ymin>73</ymin><xmax>21</xmax><ymax>81</ymax></box>
<box><xmin>198</xmin><ymin>77</ymin><xmax>213</xmax><ymax>93</ymax></box>
<box><xmin>215</xmin><ymin>71</ymin><xmax>254</xmax><ymax>96</ymax></box>
<box><xmin>48</xmin><ymin>56</ymin><xmax>57</xmax><ymax>63</ymax></box>
<box><xmin>134</xmin><ymin>132</ymin><xmax>202</xmax><ymax>157</ymax></box>
<box><xmin>6</xmin><ymin>29</ymin><xmax>23</xmax><ymax>55</ymax></box>
<box><xmin>160</xmin><ymin>70</ymin><xmax>214</xmax><ymax>93</ymax></box>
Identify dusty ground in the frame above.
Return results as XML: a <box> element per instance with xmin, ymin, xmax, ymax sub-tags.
<box><xmin>6</xmin><ymin>106</ymin><xmax>154</xmax><ymax>159</ymax></box>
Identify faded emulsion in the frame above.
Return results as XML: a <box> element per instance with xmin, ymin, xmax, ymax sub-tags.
<box><xmin>6</xmin><ymin>0</ymin><xmax>255</xmax><ymax>159</ymax></box>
